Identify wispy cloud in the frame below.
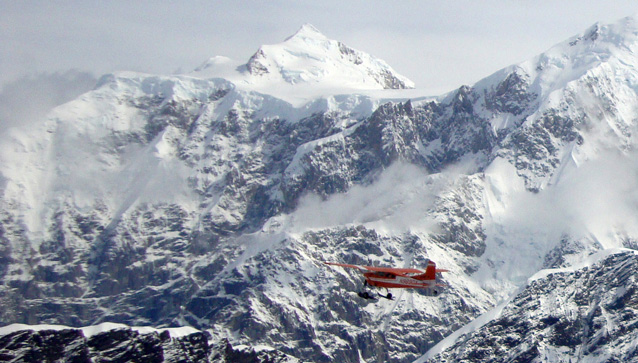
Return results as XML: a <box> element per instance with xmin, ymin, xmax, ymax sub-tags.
<box><xmin>288</xmin><ymin>162</ymin><xmax>453</xmax><ymax>234</ymax></box>
<box><xmin>0</xmin><ymin>71</ymin><xmax>96</xmax><ymax>132</ymax></box>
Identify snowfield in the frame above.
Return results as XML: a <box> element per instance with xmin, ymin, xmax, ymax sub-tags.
<box><xmin>3</xmin><ymin>18</ymin><xmax>638</xmax><ymax>363</ymax></box>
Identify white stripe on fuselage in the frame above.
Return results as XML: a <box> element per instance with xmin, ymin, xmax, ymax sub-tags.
<box><xmin>367</xmin><ymin>276</ymin><xmax>434</xmax><ymax>288</ymax></box>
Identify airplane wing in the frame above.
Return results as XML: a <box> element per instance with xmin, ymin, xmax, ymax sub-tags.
<box><xmin>324</xmin><ymin>262</ymin><xmax>424</xmax><ymax>275</ymax></box>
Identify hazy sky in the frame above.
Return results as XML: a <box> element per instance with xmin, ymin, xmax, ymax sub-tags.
<box><xmin>2</xmin><ymin>1</ymin><xmax>638</xmax><ymax>95</ymax></box>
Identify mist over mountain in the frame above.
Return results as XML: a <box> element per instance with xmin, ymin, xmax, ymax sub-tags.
<box><xmin>2</xmin><ymin>19</ymin><xmax>638</xmax><ymax>362</ymax></box>
<box><xmin>0</xmin><ymin>70</ymin><xmax>97</xmax><ymax>131</ymax></box>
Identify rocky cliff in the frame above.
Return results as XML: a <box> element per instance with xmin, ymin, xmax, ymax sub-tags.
<box><xmin>2</xmin><ymin>18</ymin><xmax>638</xmax><ymax>362</ymax></box>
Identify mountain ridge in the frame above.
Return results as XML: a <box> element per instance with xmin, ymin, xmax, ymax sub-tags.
<box><xmin>2</xmin><ymin>16</ymin><xmax>638</xmax><ymax>363</ymax></box>
<box><xmin>190</xmin><ymin>23</ymin><xmax>414</xmax><ymax>104</ymax></box>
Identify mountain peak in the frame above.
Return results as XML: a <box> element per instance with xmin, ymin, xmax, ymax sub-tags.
<box><xmin>189</xmin><ymin>24</ymin><xmax>414</xmax><ymax>99</ymax></box>
<box><xmin>285</xmin><ymin>23</ymin><xmax>328</xmax><ymax>42</ymax></box>
<box><xmin>565</xmin><ymin>16</ymin><xmax>638</xmax><ymax>49</ymax></box>
<box><xmin>241</xmin><ymin>24</ymin><xmax>414</xmax><ymax>91</ymax></box>
<box><xmin>471</xmin><ymin>15</ymin><xmax>638</xmax><ymax>119</ymax></box>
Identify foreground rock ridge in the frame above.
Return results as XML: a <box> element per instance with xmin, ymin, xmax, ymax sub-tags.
<box><xmin>0</xmin><ymin>327</ymin><xmax>299</xmax><ymax>362</ymax></box>
<box><xmin>2</xmin><ymin>17</ymin><xmax>638</xmax><ymax>362</ymax></box>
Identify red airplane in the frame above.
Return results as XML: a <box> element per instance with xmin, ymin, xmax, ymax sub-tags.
<box><xmin>324</xmin><ymin>260</ymin><xmax>448</xmax><ymax>300</ymax></box>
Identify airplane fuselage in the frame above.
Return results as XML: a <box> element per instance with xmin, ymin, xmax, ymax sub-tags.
<box><xmin>363</xmin><ymin>272</ymin><xmax>436</xmax><ymax>289</ymax></box>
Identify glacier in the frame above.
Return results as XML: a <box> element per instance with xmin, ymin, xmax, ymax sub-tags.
<box><xmin>2</xmin><ymin>18</ymin><xmax>638</xmax><ymax>362</ymax></box>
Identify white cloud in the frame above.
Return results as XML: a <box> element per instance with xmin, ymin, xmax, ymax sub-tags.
<box><xmin>0</xmin><ymin>71</ymin><xmax>96</xmax><ymax>132</ymax></box>
<box><xmin>495</xmin><ymin>149</ymin><xmax>638</xmax><ymax>250</ymax></box>
<box><xmin>288</xmin><ymin>162</ymin><xmax>456</xmax><ymax>234</ymax></box>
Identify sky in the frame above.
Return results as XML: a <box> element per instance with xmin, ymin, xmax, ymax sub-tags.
<box><xmin>2</xmin><ymin>1</ymin><xmax>638</xmax><ymax>97</ymax></box>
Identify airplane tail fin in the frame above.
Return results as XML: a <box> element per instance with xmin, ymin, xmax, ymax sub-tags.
<box><xmin>415</xmin><ymin>260</ymin><xmax>437</xmax><ymax>280</ymax></box>
<box><xmin>414</xmin><ymin>260</ymin><xmax>448</xmax><ymax>280</ymax></box>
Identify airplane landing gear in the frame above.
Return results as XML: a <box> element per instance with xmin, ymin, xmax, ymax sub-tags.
<box><xmin>358</xmin><ymin>281</ymin><xmax>377</xmax><ymax>300</ymax></box>
<box><xmin>358</xmin><ymin>291</ymin><xmax>376</xmax><ymax>300</ymax></box>
<box><xmin>358</xmin><ymin>281</ymin><xmax>394</xmax><ymax>301</ymax></box>
<box><xmin>377</xmin><ymin>291</ymin><xmax>393</xmax><ymax>300</ymax></box>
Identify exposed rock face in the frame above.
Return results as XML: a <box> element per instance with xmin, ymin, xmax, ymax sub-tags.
<box><xmin>0</xmin><ymin>328</ymin><xmax>210</xmax><ymax>362</ymax></box>
<box><xmin>426</xmin><ymin>252</ymin><xmax>638</xmax><ymax>362</ymax></box>
<box><xmin>4</xmin><ymin>16</ymin><xmax>638</xmax><ymax>363</ymax></box>
<box><xmin>0</xmin><ymin>71</ymin><xmax>499</xmax><ymax>363</ymax></box>
<box><xmin>0</xmin><ymin>327</ymin><xmax>299</xmax><ymax>362</ymax></box>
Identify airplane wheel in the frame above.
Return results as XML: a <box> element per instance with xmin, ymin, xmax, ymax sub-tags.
<box><xmin>433</xmin><ymin>290</ymin><xmax>438</xmax><ymax>296</ymax></box>
<box><xmin>362</xmin><ymin>292</ymin><xmax>370</xmax><ymax>299</ymax></box>
<box><xmin>387</xmin><ymin>293</ymin><xmax>392</xmax><ymax>299</ymax></box>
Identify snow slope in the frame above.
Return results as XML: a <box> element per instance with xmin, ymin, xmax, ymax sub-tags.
<box><xmin>0</xmin><ymin>322</ymin><xmax>199</xmax><ymax>338</ymax></box>
<box><xmin>421</xmin><ymin>250</ymin><xmax>638</xmax><ymax>362</ymax></box>
<box><xmin>416</xmin><ymin>15</ymin><xmax>638</xmax><ymax>362</ymax></box>
<box><xmin>190</xmin><ymin>24</ymin><xmax>415</xmax><ymax>105</ymax></box>
<box><xmin>3</xmin><ymin>16</ymin><xmax>638</xmax><ymax>363</ymax></box>
<box><xmin>418</xmin><ymin>248</ymin><xmax>637</xmax><ymax>361</ymax></box>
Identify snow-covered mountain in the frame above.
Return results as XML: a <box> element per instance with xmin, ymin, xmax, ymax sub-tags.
<box><xmin>190</xmin><ymin>24</ymin><xmax>414</xmax><ymax>104</ymax></box>
<box><xmin>420</xmin><ymin>250</ymin><xmax>638</xmax><ymax>362</ymax></box>
<box><xmin>2</xmin><ymin>18</ymin><xmax>638</xmax><ymax>362</ymax></box>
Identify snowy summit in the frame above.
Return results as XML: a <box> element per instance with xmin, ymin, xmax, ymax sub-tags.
<box><xmin>190</xmin><ymin>24</ymin><xmax>414</xmax><ymax>100</ymax></box>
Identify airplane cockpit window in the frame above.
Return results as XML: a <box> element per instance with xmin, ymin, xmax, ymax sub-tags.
<box><xmin>374</xmin><ymin>272</ymin><xmax>395</xmax><ymax>278</ymax></box>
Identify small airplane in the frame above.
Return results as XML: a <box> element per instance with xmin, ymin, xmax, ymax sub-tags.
<box><xmin>324</xmin><ymin>260</ymin><xmax>448</xmax><ymax>300</ymax></box>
